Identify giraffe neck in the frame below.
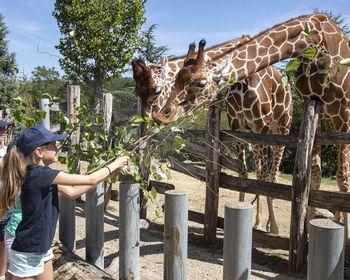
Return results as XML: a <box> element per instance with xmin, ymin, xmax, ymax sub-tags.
<box><xmin>211</xmin><ymin>13</ymin><xmax>348</xmax><ymax>86</ymax></box>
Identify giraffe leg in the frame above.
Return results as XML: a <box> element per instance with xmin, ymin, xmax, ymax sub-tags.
<box><xmin>335</xmin><ymin>144</ymin><xmax>350</xmax><ymax>222</ymax></box>
<box><xmin>237</xmin><ymin>142</ymin><xmax>248</xmax><ymax>202</ymax></box>
<box><xmin>266</xmin><ymin>144</ymin><xmax>285</xmax><ymax>235</ymax></box>
<box><xmin>257</xmin><ymin>144</ymin><xmax>278</xmax><ymax>234</ymax></box>
<box><xmin>253</xmin><ymin>144</ymin><xmax>264</xmax><ymax>230</ymax></box>
<box><xmin>308</xmin><ymin>143</ymin><xmax>322</xmax><ymax>221</ymax></box>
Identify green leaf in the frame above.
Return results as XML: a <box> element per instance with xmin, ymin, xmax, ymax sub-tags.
<box><xmin>150</xmin><ymin>187</ymin><xmax>157</xmax><ymax>200</ymax></box>
<box><xmin>173</xmin><ymin>135</ymin><xmax>185</xmax><ymax>153</ymax></box>
<box><xmin>300</xmin><ymin>47</ymin><xmax>317</xmax><ymax>60</ymax></box>
<box><xmin>285</xmin><ymin>59</ymin><xmax>300</xmax><ymax>73</ymax></box>
<box><xmin>130</xmin><ymin>115</ymin><xmax>144</xmax><ymax>126</ymax></box>
<box><xmin>58</xmin><ymin>155</ymin><xmax>67</xmax><ymax>164</ymax></box>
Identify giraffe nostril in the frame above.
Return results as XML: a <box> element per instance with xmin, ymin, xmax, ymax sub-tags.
<box><xmin>162</xmin><ymin>106</ymin><xmax>171</xmax><ymax>117</ymax></box>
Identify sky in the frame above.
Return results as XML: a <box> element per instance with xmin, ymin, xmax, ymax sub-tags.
<box><xmin>1</xmin><ymin>0</ymin><xmax>350</xmax><ymax>78</ymax></box>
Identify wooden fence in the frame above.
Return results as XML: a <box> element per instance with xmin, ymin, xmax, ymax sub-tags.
<box><xmin>148</xmin><ymin>99</ymin><xmax>350</xmax><ymax>274</ymax></box>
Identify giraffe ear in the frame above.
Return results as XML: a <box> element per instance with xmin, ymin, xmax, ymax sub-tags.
<box><xmin>160</xmin><ymin>56</ymin><xmax>171</xmax><ymax>80</ymax></box>
<box><xmin>212</xmin><ymin>54</ymin><xmax>232</xmax><ymax>82</ymax></box>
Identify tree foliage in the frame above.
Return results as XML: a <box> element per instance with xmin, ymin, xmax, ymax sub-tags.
<box><xmin>137</xmin><ymin>24</ymin><xmax>169</xmax><ymax>63</ymax></box>
<box><xmin>53</xmin><ymin>0</ymin><xmax>146</xmax><ymax>85</ymax></box>
<box><xmin>28</xmin><ymin>66</ymin><xmax>66</xmax><ymax>102</ymax></box>
<box><xmin>104</xmin><ymin>77</ymin><xmax>136</xmax><ymax>110</ymax></box>
<box><xmin>0</xmin><ymin>13</ymin><xmax>17</xmax><ymax>109</ymax></box>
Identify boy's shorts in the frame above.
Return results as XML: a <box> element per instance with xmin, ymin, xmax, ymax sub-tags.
<box><xmin>0</xmin><ymin>212</ymin><xmax>12</xmax><ymax>241</ymax></box>
<box><xmin>8</xmin><ymin>248</ymin><xmax>53</xmax><ymax>277</ymax></box>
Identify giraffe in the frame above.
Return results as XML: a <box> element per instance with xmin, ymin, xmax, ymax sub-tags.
<box><xmin>132</xmin><ymin>34</ymin><xmax>251</xmax><ymax>118</ymax></box>
<box><xmin>133</xmin><ymin>37</ymin><xmax>293</xmax><ymax>234</ymax></box>
<box><xmin>152</xmin><ymin>13</ymin><xmax>350</xmax><ymax>222</ymax></box>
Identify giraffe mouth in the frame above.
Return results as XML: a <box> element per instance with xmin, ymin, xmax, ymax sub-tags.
<box><xmin>152</xmin><ymin>112</ymin><xmax>173</xmax><ymax>124</ymax></box>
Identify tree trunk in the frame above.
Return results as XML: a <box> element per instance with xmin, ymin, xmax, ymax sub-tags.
<box><xmin>53</xmin><ymin>242</ymin><xmax>113</xmax><ymax>280</ymax></box>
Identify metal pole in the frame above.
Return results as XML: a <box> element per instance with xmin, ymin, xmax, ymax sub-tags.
<box><xmin>119</xmin><ymin>181</ymin><xmax>140</xmax><ymax>280</ymax></box>
<box><xmin>164</xmin><ymin>190</ymin><xmax>188</xmax><ymax>280</ymax></box>
<box><xmin>308</xmin><ymin>219</ymin><xmax>344</xmax><ymax>280</ymax></box>
<box><xmin>39</xmin><ymin>98</ymin><xmax>50</xmax><ymax>129</ymax></box>
<box><xmin>223</xmin><ymin>202</ymin><xmax>253</xmax><ymax>280</ymax></box>
<box><xmin>85</xmin><ymin>182</ymin><xmax>105</xmax><ymax>269</ymax></box>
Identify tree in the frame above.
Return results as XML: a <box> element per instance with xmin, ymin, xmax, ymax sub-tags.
<box><xmin>28</xmin><ymin>66</ymin><xmax>66</xmax><ymax>102</ymax></box>
<box><xmin>137</xmin><ymin>24</ymin><xmax>169</xmax><ymax>63</ymax></box>
<box><xmin>53</xmin><ymin>0</ymin><xmax>146</xmax><ymax>109</ymax></box>
<box><xmin>104</xmin><ymin>77</ymin><xmax>136</xmax><ymax>110</ymax></box>
<box><xmin>0</xmin><ymin>13</ymin><xmax>17</xmax><ymax>109</ymax></box>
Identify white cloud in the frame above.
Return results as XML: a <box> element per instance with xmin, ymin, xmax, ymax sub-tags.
<box><xmin>8</xmin><ymin>19</ymin><xmax>43</xmax><ymax>36</ymax></box>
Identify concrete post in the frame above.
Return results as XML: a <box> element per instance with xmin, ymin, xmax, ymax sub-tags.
<box><xmin>39</xmin><ymin>98</ymin><xmax>50</xmax><ymax>129</ymax></box>
<box><xmin>164</xmin><ymin>190</ymin><xmax>188</xmax><ymax>280</ymax></box>
<box><xmin>308</xmin><ymin>219</ymin><xmax>344</xmax><ymax>280</ymax></box>
<box><xmin>223</xmin><ymin>202</ymin><xmax>253</xmax><ymax>280</ymax></box>
<box><xmin>85</xmin><ymin>182</ymin><xmax>105</xmax><ymax>269</ymax></box>
<box><xmin>119</xmin><ymin>181</ymin><xmax>140</xmax><ymax>280</ymax></box>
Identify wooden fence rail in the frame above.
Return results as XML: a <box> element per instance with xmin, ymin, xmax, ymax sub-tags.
<box><xmin>169</xmin><ymin>157</ymin><xmax>350</xmax><ymax>213</ymax></box>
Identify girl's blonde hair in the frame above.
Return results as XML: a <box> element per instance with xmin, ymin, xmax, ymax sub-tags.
<box><xmin>0</xmin><ymin>146</ymin><xmax>28</xmax><ymax>211</ymax></box>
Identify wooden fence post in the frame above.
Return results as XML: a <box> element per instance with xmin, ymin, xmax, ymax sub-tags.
<box><xmin>289</xmin><ymin>100</ymin><xmax>321</xmax><ymax>273</ymax></box>
<box><xmin>59</xmin><ymin>85</ymin><xmax>80</xmax><ymax>252</ymax></box>
<box><xmin>137</xmin><ymin>98</ymin><xmax>150</xmax><ymax>219</ymax></box>
<box><xmin>204</xmin><ymin>102</ymin><xmax>221</xmax><ymax>243</ymax></box>
<box><xmin>85</xmin><ymin>93</ymin><xmax>113</xmax><ymax>268</ymax></box>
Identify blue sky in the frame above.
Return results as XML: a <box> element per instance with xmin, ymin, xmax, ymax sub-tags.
<box><xmin>1</xmin><ymin>0</ymin><xmax>349</xmax><ymax>78</ymax></box>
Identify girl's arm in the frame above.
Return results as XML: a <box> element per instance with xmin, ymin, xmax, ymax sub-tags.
<box><xmin>52</xmin><ymin>156</ymin><xmax>129</xmax><ymax>186</ymax></box>
<box><xmin>58</xmin><ymin>184</ymin><xmax>99</xmax><ymax>199</ymax></box>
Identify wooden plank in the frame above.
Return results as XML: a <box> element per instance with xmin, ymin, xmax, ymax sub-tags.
<box><xmin>221</xmin><ymin>174</ymin><xmax>291</xmax><ymax>201</ymax></box>
<box><xmin>170</xmin><ymin>159</ymin><xmax>350</xmax><ymax>213</ymax></box>
<box><xmin>204</xmin><ymin>104</ymin><xmax>221</xmax><ymax>243</ymax></box>
<box><xmin>53</xmin><ymin>242</ymin><xmax>113</xmax><ymax>280</ymax></box>
<box><xmin>149</xmin><ymin>180</ymin><xmax>175</xmax><ymax>194</ymax></box>
<box><xmin>184</xmin><ymin>129</ymin><xmax>350</xmax><ymax>146</ymax></box>
<box><xmin>50</xmin><ymin>102</ymin><xmax>67</xmax><ymax>112</ymax></box>
<box><xmin>188</xmin><ymin>210</ymin><xmax>289</xmax><ymax>250</ymax></box>
<box><xmin>170</xmin><ymin>158</ymin><xmax>206</xmax><ymax>181</ymax></box>
<box><xmin>289</xmin><ymin>100</ymin><xmax>321</xmax><ymax>273</ymax></box>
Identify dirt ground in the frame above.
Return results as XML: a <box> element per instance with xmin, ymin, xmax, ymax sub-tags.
<box><xmin>52</xmin><ymin>166</ymin><xmax>349</xmax><ymax>280</ymax></box>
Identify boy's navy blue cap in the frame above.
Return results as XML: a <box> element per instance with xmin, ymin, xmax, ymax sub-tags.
<box><xmin>0</xmin><ymin>120</ymin><xmax>13</xmax><ymax>127</ymax></box>
<box><xmin>16</xmin><ymin>124</ymin><xmax>68</xmax><ymax>156</ymax></box>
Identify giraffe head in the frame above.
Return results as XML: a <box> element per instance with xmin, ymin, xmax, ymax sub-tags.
<box><xmin>132</xmin><ymin>42</ymin><xmax>200</xmax><ymax>118</ymax></box>
<box><xmin>132</xmin><ymin>58</ymin><xmax>170</xmax><ymax>117</ymax></box>
<box><xmin>153</xmin><ymin>39</ymin><xmax>233</xmax><ymax>123</ymax></box>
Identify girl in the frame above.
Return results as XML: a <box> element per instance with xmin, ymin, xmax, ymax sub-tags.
<box><xmin>0</xmin><ymin>124</ymin><xmax>129</xmax><ymax>280</ymax></box>
<box><xmin>0</xmin><ymin>120</ymin><xmax>14</xmax><ymax>280</ymax></box>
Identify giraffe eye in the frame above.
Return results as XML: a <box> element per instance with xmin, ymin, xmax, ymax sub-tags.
<box><xmin>195</xmin><ymin>80</ymin><xmax>207</xmax><ymax>88</ymax></box>
<box><xmin>179</xmin><ymin>100</ymin><xmax>189</xmax><ymax>107</ymax></box>
<box><xmin>155</xmin><ymin>86</ymin><xmax>162</xmax><ymax>95</ymax></box>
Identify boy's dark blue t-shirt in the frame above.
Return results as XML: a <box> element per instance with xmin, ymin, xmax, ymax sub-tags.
<box><xmin>11</xmin><ymin>166</ymin><xmax>60</xmax><ymax>254</ymax></box>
